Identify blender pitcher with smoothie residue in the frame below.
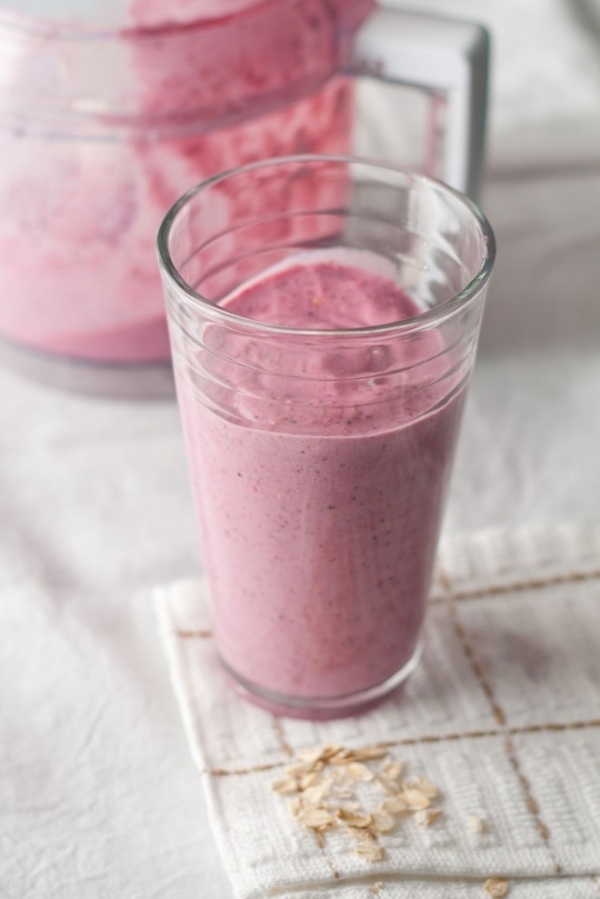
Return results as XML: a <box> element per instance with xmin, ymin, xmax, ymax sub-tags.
<box><xmin>0</xmin><ymin>0</ymin><xmax>489</xmax><ymax>397</ymax></box>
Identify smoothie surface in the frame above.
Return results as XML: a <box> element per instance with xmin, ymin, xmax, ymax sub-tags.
<box><xmin>220</xmin><ymin>259</ymin><xmax>422</xmax><ymax>329</ymax></box>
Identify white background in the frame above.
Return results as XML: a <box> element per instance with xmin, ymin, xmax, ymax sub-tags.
<box><xmin>2</xmin><ymin>0</ymin><xmax>600</xmax><ymax>895</ymax></box>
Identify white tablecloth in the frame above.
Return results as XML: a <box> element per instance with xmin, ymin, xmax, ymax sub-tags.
<box><xmin>2</xmin><ymin>1</ymin><xmax>600</xmax><ymax>894</ymax></box>
<box><xmin>2</xmin><ymin>334</ymin><xmax>600</xmax><ymax>897</ymax></box>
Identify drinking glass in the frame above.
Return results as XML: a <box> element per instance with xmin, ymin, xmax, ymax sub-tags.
<box><xmin>158</xmin><ymin>155</ymin><xmax>495</xmax><ymax>718</ymax></box>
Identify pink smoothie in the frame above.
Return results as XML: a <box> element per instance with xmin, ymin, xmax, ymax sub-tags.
<box><xmin>0</xmin><ymin>0</ymin><xmax>369</xmax><ymax>364</ymax></box>
<box><xmin>177</xmin><ymin>256</ymin><xmax>466</xmax><ymax>706</ymax></box>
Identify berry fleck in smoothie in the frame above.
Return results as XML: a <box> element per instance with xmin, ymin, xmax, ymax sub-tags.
<box><xmin>176</xmin><ymin>254</ymin><xmax>466</xmax><ymax>709</ymax></box>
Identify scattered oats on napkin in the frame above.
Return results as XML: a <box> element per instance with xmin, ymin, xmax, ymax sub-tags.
<box><xmin>155</xmin><ymin>524</ymin><xmax>600</xmax><ymax>899</ymax></box>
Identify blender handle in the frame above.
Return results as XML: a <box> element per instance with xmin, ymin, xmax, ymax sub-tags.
<box><xmin>348</xmin><ymin>7</ymin><xmax>490</xmax><ymax>200</ymax></box>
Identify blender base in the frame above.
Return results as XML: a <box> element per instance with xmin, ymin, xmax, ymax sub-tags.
<box><xmin>0</xmin><ymin>334</ymin><xmax>175</xmax><ymax>401</ymax></box>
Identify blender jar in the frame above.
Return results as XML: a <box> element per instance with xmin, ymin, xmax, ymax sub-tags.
<box><xmin>0</xmin><ymin>0</ymin><xmax>488</xmax><ymax>397</ymax></box>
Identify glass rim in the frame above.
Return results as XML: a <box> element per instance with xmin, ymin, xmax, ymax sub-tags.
<box><xmin>157</xmin><ymin>154</ymin><xmax>496</xmax><ymax>339</ymax></box>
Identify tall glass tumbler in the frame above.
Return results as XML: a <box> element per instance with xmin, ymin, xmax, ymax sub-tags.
<box><xmin>158</xmin><ymin>156</ymin><xmax>495</xmax><ymax>719</ymax></box>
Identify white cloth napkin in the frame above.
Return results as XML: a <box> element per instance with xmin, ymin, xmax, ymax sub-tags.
<box><xmin>154</xmin><ymin>523</ymin><xmax>600</xmax><ymax>899</ymax></box>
